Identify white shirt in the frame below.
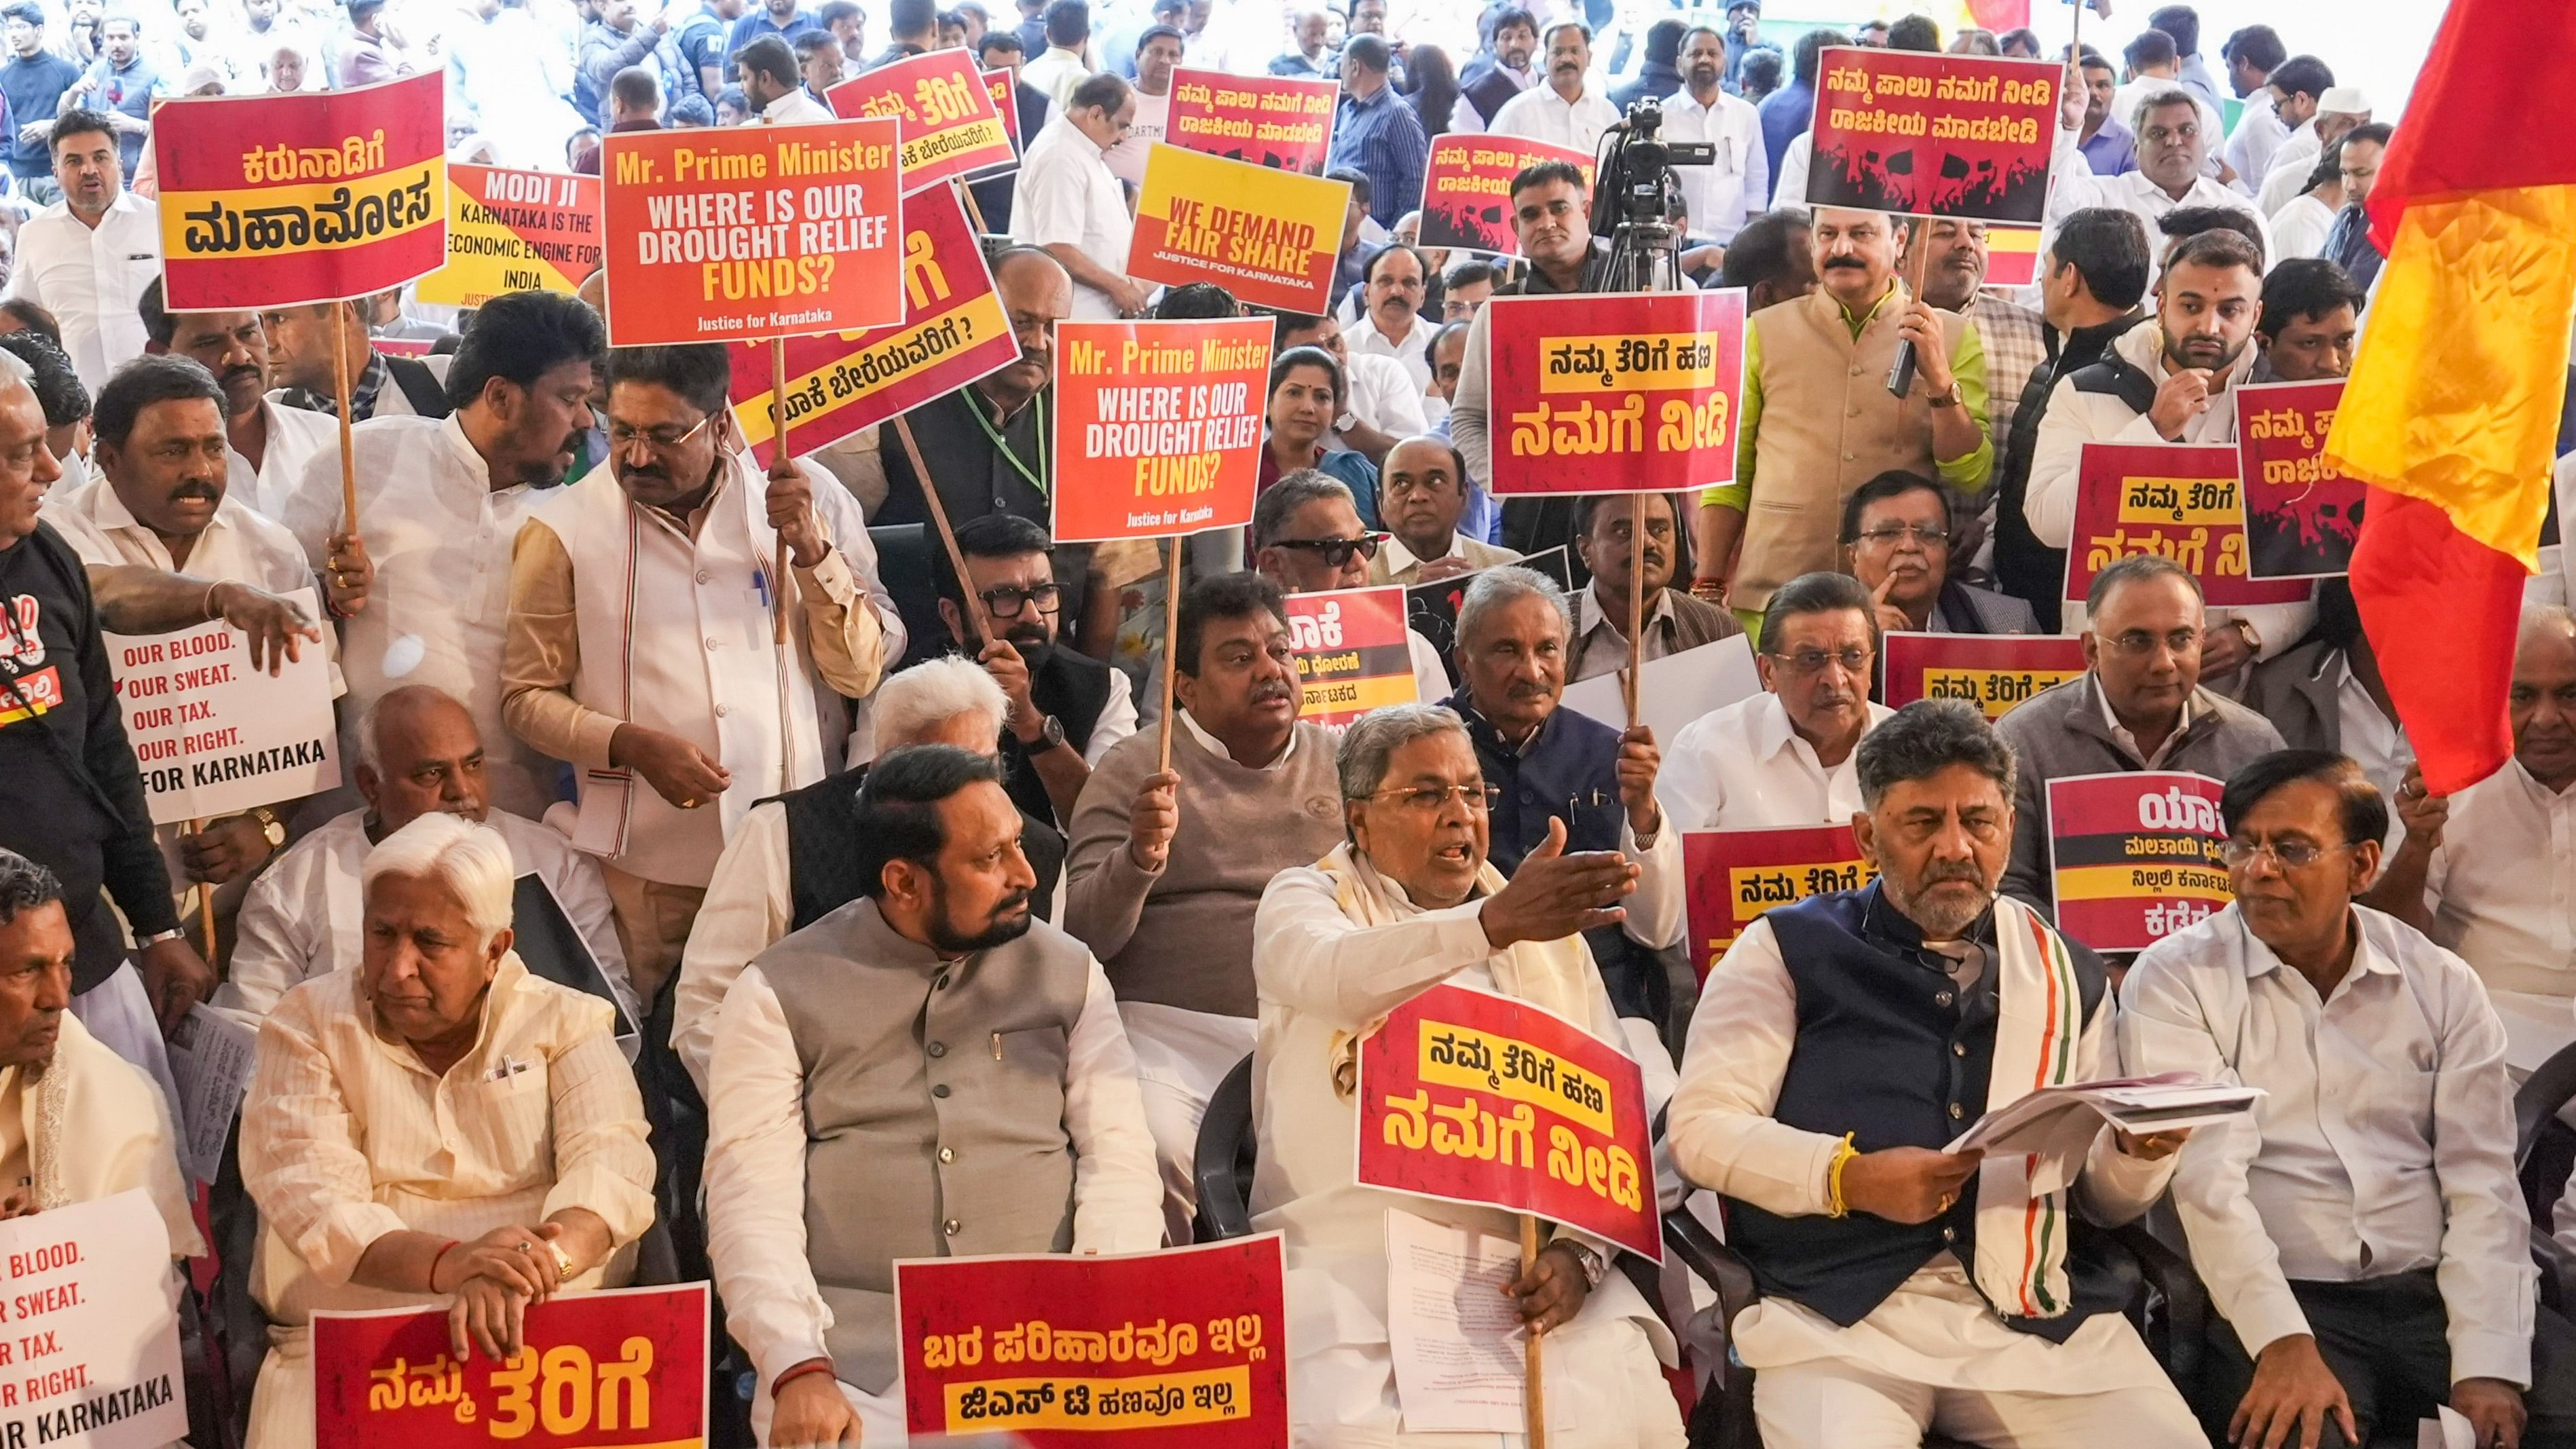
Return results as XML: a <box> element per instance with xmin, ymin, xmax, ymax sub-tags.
<box><xmin>2424</xmin><ymin>757</ymin><xmax>2576</xmax><ymax>1001</ymax></box>
<box><xmin>2266</xmin><ymin>192</ymin><xmax>2336</xmax><ymax>262</ymax></box>
<box><xmin>703</xmin><ymin>948</ymin><xmax>1165</xmax><ymax>1389</ymax></box>
<box><xmin>1346</xmin><ymin>307</ymin><xmax>1438</xmax><ymax>396</ymax></box>
<box><xmin>1657</xmin><ymin>692</ymin><xmax>1894</xmax><ymax>833</ymax></box>
<box><xmin>2053</xmin><ymin>168</ymin><xmax>2275</xmax><ymax>282</ymax></box>
<box><xmin>1341</xmin><ymin>348</ymin><xmax>1430</xmax><ymax>438</ymax></box>
<box><xmin>2121</xmin><ymin>905</ymin><xmax>2535</xmax><ymax>1385</ymax></box>
<box><xmin>2222</xmin><ymin>101</ymin><xmax>2289</xmax><ymax>199</ymax></box>
<box><xmin>1486</xmin><ymin>79</ymin><xmax>1620</xmax><ymax>159</ymax></box>
<box><xmin>221</xmin><ymin>808</ymin><xmax>636</xmax><ymax>1026</ymax></box>
<box><xmin>280</xmin><ymin>413</ymin><xmax>561</xmax><ymax>821</ymax></box>
<box><xmin>1021</xmin><ymin>43</ymin><xmax>1091</xmax><ymax>117</ymax></box>
<box><xmin>4</xmin><ymin>191</ymin><xmax>161</xmax><ymax>391</ymax></box>
<box><xmin>757</xmin><ymin>87</ymin><xmax>834</xmax><ymax>125</ymax></box>
<box><xmin>2108</xmin><ymin>78</ymin><xmax>2224</xmax><ymax>170</ymax></box>
<box><xmin>1011</xmin><ymin>114</ymin><xmax>1135</xmax><ymax>320</ymax></box>
<box><xmin>2256</xmin><ymin>121</ymin><xmax>2323</xmax><ymax>217</ymax></box>
<box><xmin>228</xmin><ymin>397</ymin><xmax>343</xmax><ymax>522</ymax></box>
<box><xmin>1660</xmin><ymin>86</ymin><xmax>1768</xmax><ymax>244</ymax></box>
<box><xmin>2332</xmin><ymin>655</ymin><xmax>2412</xmax><ymax>825</ymax></box>
<box><xmin>1104</xmin><ymin>84</ymin><xmax>1168</xmax><ymax>189</ymax></box>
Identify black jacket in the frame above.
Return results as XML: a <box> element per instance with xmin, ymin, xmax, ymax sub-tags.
<box><xmin>1990</xmin><ymin>310</ymin><xmax>2146</xmax><ymax>631</ymax></box>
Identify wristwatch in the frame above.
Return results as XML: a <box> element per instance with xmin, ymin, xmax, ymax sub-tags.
<box><xmin>250</xmin><ymin>806</ymin><xmax>286</xmax><ymax>849</ymax></box>
<box><xmin>1554</xmin><ymin>1239</ymin><xmax>1608</xmax><ymax>1290</ymax></box>
<box><xmin>1032</xmin><ymin>713</ymin><xmax>1067</xmax><ymax>752</ymax></box>
<box><xmin>1927</xmin><ymin>379</ymin><xmax>1964</xmax><ymax>409</ymax></box>
<box><xmin>136</xmin><ymin>928</ymin><xmax>188</xmax><ymax>948</ymax></box>
<box><xmin>1334</xmin><ymin>409</ymin><xmax>1359</xmax><ymax>434</ymax></box>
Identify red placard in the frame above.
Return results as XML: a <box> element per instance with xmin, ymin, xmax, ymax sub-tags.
<box><xmin>1355</xmin><ymin>981</ymin><xmax>1659</xmax><ymax>1260</ymax></box>
<box><xmin>1285</xmin><ymin>585</ymin><xmax>1416</xmax><ymax>723</ymax></box>
<box><xmin>1985</xmin><ymin>224</ymin><xmax>2042</xmax><ymax>286</ymax></box>
<box><xmin>156</xmin><ymin>72</ymin><xmax>447</xmax><ymax>308</ymax></box>
<box><xmin>729</xmin><ymin>185</ymin><xmax>1018</xmax><ymax>468</ymax></box>
<box><xmin>2045</xmin><ymin>772</ymin><xmax>2229</xmax><ymax>953</ymax></box>
<box><xmin>2062</xmin><ymin>443</ymin><xmax>2314</xmax><ymax>607</ymax></box>
<box><xmin>313</xmin><ymin>1285</ymin><xmax>709</xmax><ymax>1449</ymax></box>
<box><xmin>1163</xmin><ymin>67</ymin><xmax>1339</xmax><ymax>176</ymax></box>
<box><xmin>828</xmin><ymin>48</ymin><xmax>1016</xmax><ymax>194</ymax></box>
<box><xmin>600</xmin><ymin>119</ymin><xmax>903</xmax><ymax>347</ymax></box>
<box><xmin>1049</xmin><ymin>316</ymin><xmax>1270</xmax><ymax>542</ymax></box>
<box><xmin>1683</xmin><ymin>827</ymin><xmax>1875</xmax><ymax>979</ymax></box>
<box><xmin>2234</xmin><ymin>379</ymin><xmax>2366</xmax><ymax>580</ymax></box>
<box><xmin>894</xmin><ymin>1237</ymin><xmax>1288</xmax><ymax>1445</ymax></box>
<box><xmin>1804</xmin><ymin>48</ymin><xmax>2061</xmax><ymax>223</ymax></box>
<box><xmin>1483</xmin><ymin>290</ymin><xmax>1748</xmax><ymax>497</ymax></box>
<box><xmin>1880</xmin><ymin>632</ymin><xmax>2085</xmax><ymax>718</ymax></box>
<box><xmin>1417</xmin><ymin>135</ymin><xmax>1596</xmax><ymax>256</ymax></box>
<box><xmin>982</xmin><ymin>69</ymin><xmax>1023</xmax><ymax>153</ymax></box>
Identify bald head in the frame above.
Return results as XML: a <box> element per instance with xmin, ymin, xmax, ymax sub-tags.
<box><xmin>2515</xmin><ymin>605</ymin><xmax>2576</xmax><ymax>791</ymax></box>
<box><xmin>357</xmin><ymin>685</ymin><xmax>491</xmax><ymax>833</ymax></box>
<box><xmin>0</xmin><ymin>364</ymin><xmax>58</xmax><ymax>548</ymax></box>
<box><xmin>1379</xmin><ymin>434</ymin><xmax>1470</xmax><ymax>563</ymax></box>
<box><xmin>983</xmin><ymin>247</ymin><xmax>1073</xmax><ymax>408</ymax></box>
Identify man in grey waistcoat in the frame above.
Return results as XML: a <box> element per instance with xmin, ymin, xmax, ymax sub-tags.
<box><xmin>702</xmin><ymin>745</ymin><xmax>1165</xmax><ymax>1446</ymax></box>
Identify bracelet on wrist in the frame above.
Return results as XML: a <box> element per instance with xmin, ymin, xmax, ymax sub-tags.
<box><xmin>428</xmin><ymin>1238</ymin><xmax>462</xmax><ymax>1293</ymax></box>
<box><xmin>1824</xmin><ymin>1133</ymin><xmax>1859</xmax><ymax>1219</ymax></box>
<box><xmin>772</xmin><ymin>1359</ymin><xmax>836</xmax><ymax>1397</ymax></box>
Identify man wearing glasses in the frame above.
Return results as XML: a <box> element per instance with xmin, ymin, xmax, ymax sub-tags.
<box><xmin>1248</xmin><ymin>469</ymin><xmax>1454</xmax><ymax>709</ymax></box>
<box><xmin>1659</xmin><ymin>570</ymin><xmax>1894</xmax><ymax>832</ymax></box>
<box><xmin>931</xmin><ymin>512</ymin><xmax>1135</xmax><ymax>829</ymax></box>
<box><xmin>1993</xmin><ymin>554</ymin><xmax>2283</xmax><ymax>921</ymax></box>
<box><xmin>1839</xmin><ymin>472</ymin><xmax>2038</xmax><ymax>637</ymax></box>
<box><xmin>2122</xmin><ymin>749</ymin><xmax>2573</xmax><ymax>1449</ymax></box>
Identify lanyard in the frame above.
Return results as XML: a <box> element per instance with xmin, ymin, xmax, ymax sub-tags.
<box><xmin>967</xmin><ymin>393</ymin><xmax>1047</xmax><ymax>499</ymax></box>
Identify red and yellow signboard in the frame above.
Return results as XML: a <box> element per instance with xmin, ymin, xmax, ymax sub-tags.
<box><xmin>1130</xmin><ymin>143</ymin><xmax>1348</xmax><ymax>314</ymax></box>
<box><xmin>313</xmin><ymin>1285</ymin><xmax>708</xmax><ymax>1449</ymax></box>
<box><xmin>600</xmin><ymin>119</ymin><xmax>904</xmax><ymax>347</ymax></box>
<box><xmin>1356</xmin><ymin>981</ymin><xmax>1659</xmax><ymax>1260</ymax></box>
<box><xmin>156</xmin><ymin>71</ymin><xmax>447</xmax><ymax>308</ymax></box>
<box><xmin>1051</xmin><ymin>317</ymin><xmax>1269</xmax><ymax>542</ymax></box>
<box><xmin>1880</xmin><ymin>632</ymin><xmax>2085</xmax><ymax>718</ymax></box>
<box><xmin>1805</xmin><ymin>48</ymin><xmax>2061</xmax><ymax>224</ymax></box>
<box><xmin>1417</xmin><ymin>136</ymin><xmax>1594</xmax><ymax>256</ymax></box>
<box><xmin>828</xmin><ymin>48</ymin><xmax>1017</xmax><ymax>194</ymax></box>
<box><xmin>730</xmin><ymin>185</ymin><xmax>1018</xmax><ymax>468</ymax></box>
<box><xmin>895</xmin><ymin>1237</ymin><xmax>1288</xmax><ymax>1446</ymax></box>
<box><xmin>2234</xmin><ymin>379</ymin><xmax>2366</xmax><ymax>580</ymax></box>
<box><xmin>2063</xmin><ymin>443</ymin><xmax>2314</xmax><ymax>608</ymax></box>
<box><xmin>983</xmin><ymin>68</ymin><xmax>1024</xmax><ymax>153</ymax></box>
<box><xmin>1164</xmin><ymin>67</ymin><xmax>1338</xmax><ymax>175</ymax></box>
<box><xmin>2045</xmin><ymin>771</ymin><xmax>2230</xmax><ymax>953</ymax></box>
<box><xmin>1484</xmin><ymin>290</ymin><xmax>1749</xmax><ymax>496</ymax></box>
<box><xmin>414</xmin><ymin>164</ymin><xmax>600</xmax><ymax>307</ymax></box>
<box><xmin>1286</xmin><ymin>585</ymin><xmax>1417</xmax><ymax>723</ymax></box>
<box><xmin>1682</xmin><ymin>827</ymin><xmax>1875</xmax><ymax>978</ymax></box>
<box><xmin>1985</xmin><ymin>224</ymin><xmax>2042</xmax><ymax>286</ymax></box>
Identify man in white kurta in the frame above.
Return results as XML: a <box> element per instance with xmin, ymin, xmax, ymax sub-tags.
<box><xmin>221</xmin><ymin>684</ymin><xmax>634</xmax><ymax>1026</ymax></box>
<box><xmin>1659</xmin><ymin>572</ymin><xmax>1894</xmax><ymax>831</ymax></box>
<box><xmin>1487</xmin><ymin>22</ymin><xmax>1618</xmax><ymax>157</ymax></box>
<box><xmin>501</xmin><ymin>341</ymin><xmax>899</xmax><ymax>998</ymax></box>
<box><xmin>1669</xmin><ymin>699</ymin><xmax>2197</xmax><ymax>1447</ymax></box>
<box><xmin>1009</xmin><ymin>75</ymin><xmax>1145</xmax><ymax>320</ymax></box>
<box><xmin>3</xmin><ymin>110</ymin><xmax>158</xmax><ymax>391</ymax></box>
<box><xmin>1251</xmin><ymin>704</ymin><xmax>1685</xmax><ymax>1448</ymax></box>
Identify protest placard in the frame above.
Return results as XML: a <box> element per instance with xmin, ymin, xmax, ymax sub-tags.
<box><xmin>828</xmin><ymin>48</ymin><xmax>1017</xmax><ymax>194</ymax></box>
<box><xmin>1682</xmin><ymin>826</ymin><xmax>1876</xmax><ymax>978</ymax></box>
<box><xmin>106</xmin><ymin>586</ymin><xmax>339</xmax><ymax>827</ymax></box>
<box><xmin>314</xmin><ymin>1284</ymin><xmax>709</xmax><ymax>1448</ymax></box>
<box><xmin>1051</xmin><ymin>317</ymin><xmax>1270</xmax><ymax>542</ymax></box>
<box><xmin>2062</xmin><ymin>443</ymin><xmax>2315</xmax><ymax>608</ymax></box>
<box><xmin>0</xmin><ymin>1189</ymin><xmax>187</xmax><ymax>1449</ymax></box>
<box><xmin>599</xmin><ymin>119</ymin><xmax>904</xmax><ymax>347</ymax></box>
<box><xmin>155</xmin><ymin>71</ymin><xmax>447</xmax><ymax>309</ymax></box>
<box><xmin>1417</xmin><ymin>136</ymin><xmax>1594</xmax><ymax>256</ymax></box>
<box><xmin>2046</xmin><ymin>772</ymin><xmax>2231</xmax><ymax>953</ymax></box>
<box><xmin>1804</xmin><ymin>48</ymin><xmax>2062</xmax><ymax>224</ymax></box>
<box><xmin>1985</xmin><ymin>224</ymin><xmax>2042</xmax><ymax>286</ymax></box>
<box><xmin>1130</xmin><ymin>144</ymin><xmax>1348</xmax><ymax>314</ymax></box>
<box><xmin>1356</xmin><ymin>981</ymin><xmax>1660</xmax><ymax>1260</ymax></box>
<box><xmin>1404</xmin><ymin>546</ymin><xmax>1569</xmax><ymax>692</ymax></box>
<box><xmin>1559</xmin><ymin>634</ymin><xmax>1761</xmax><ymax>748</ymax></box>
<box><xmin>894</xmin><ymin>1236</ymin><xmax>1288</xmax><ymax>1445</ymax></box>
<box><xmin>2234</xmin><ymin>379</ymin><xmax>2366</xmax><ymax>580</ymax></box>
<box><xmin>1164</xmin><ymin>68</ymin><xmax>1338</xmax><ymax>175</ymax></box>
<box><xmin>1880</xmin><ymin>632</ymin><xmax>2085</xmax><ymax>718</ymax></box>
<box><xmin>1286</xmin><ymin>585</ymin><xmax>1417</xmax><ymax>724</ymax></box>
<box><xmin>728</xmin><ymin>185</ymin><xmax>1018</xmax><ymax>467</ymax></box>
<box><xmin>413</xmin><ymin>164</ymin><xmax>600</xmax><ymax>307</ymax></box>
<box><xmin>1482</xmin><ymin>290</ymin><xmax>1749</xmax><ymax>496</ymax></box>
<box><xmin>982</xmin><ymin>69</ymin><xmax>1023</xmax><ymax>153</ymax></box>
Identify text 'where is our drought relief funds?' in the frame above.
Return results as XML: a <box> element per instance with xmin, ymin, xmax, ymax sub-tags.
<box><xmin>1051</xmin><ymin>318</ymin><xmax>1272</xmax><ymax>543</ymax></box>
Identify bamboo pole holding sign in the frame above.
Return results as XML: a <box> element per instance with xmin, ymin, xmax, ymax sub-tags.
<box><xmin>187</xmin><ymin>819</ymin><xmax>217</xmax><ymax>963</ymax></box>
<box><xmin>891</xmin><ymin>415</ymin><xmax>986</xmax><ymax>654</ymax></box>
<box><xmin>771</xmin><ymin>335</ymin><xmax>791</xmax><ymax>647</ymax></box>
<box><xmin>331</xmin><ymin>316</ymin><xmax>358</xmax><ymax>530</ymax></box>
<box><xmin>1155</xmin><ymin>538</ymin><xmax>1184</xmax><ymax>771</ymax></box>
<box><xmin>1522</xmin><ymin>1212</ymin><xmax>1547</xmax><ymax>1448</ymax></box>
<box><xmin>1625</xmin><ymin>504</ymin><xmax>1645</xmax><ymax>728</ymax></box>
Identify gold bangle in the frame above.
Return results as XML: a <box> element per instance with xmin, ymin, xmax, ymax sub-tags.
<box><xmin>1825</xmin><ymin>1133</ymin><xmax>1859</xmax><ymax>1219</ymax></box>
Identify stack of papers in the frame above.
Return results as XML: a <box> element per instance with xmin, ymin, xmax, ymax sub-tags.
<box><xmin>1945</xmin><ymin>1073</ymin><xmax>2262</xmax><ymax>1194</ymax></box>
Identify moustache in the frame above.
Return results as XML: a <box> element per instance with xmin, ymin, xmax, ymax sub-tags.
<box><xmin>1251</xmin><ymin>680</ymin><xmax>1296</xmax><ymax>705</ymax></box>
<box><xmin>221</xmin><ymin>364</ymin><xmax>263</xmax><ymax>390</ymax></box>
<box><xmin>167</xmin><ymin>481</ymin><xmax>220</xmax><ymax>504</ymax></box>
<box><xmin>1823</xmin><ymin>256</ymin><xmax>1869</xmax><ymax>271</ymax></box>
<box><xmin>1918</xmin><ymin>860</ymin><xmax>1987</xmax><ymax>888</ymax></box>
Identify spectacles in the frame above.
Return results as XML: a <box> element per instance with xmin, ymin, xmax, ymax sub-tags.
<box><xmin>1854</xmin><ymin>523</ymin><xmax>1949</xmax><ymax>547</ymax></box>
<box><xmin>1768</xmin><ymin>647</ymin><xmax>1872</xmax><ymax>676</ymax></box>
<box><xmin>2142</xmin><ymin>122</ymin><xmax>2201</xmax><ymax>145</ymax></box>
<box><xmin>607</xmin><ymin>413</ymin><xmax>715</xmax><ymax>453</ymax></box>
<box><xmin>1368</xmin><ymin>782</ymin><xmax>1501</xmax><ymax>814</ymax></box>
<box><xmin>977</xmin><ymin>582</ymin><xmax>1064</xmax><ymax>618</ymax></box>
<box><xmin>1269</xmin><ymin>533</ymin><xmax>1385</xmax><ymax>568</ymax></box>
<box><xmin>2218</xmin><ymin>838</ymin><xmax>2354</xmax><ymax>869</ymax></box>
<box><xmin>2104</xmin><ymin>628</ymin><xmax>2202</xmax><ymax>656</ymax></box>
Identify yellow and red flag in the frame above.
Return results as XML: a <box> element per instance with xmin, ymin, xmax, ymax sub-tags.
<box><xmin>2323</xmin><ymin>0</ymin><xmax>2576</xmax><ymax>794</ymax></box>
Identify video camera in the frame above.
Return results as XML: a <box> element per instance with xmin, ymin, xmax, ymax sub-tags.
<box><xmin>1589</xmin><ymin>96</ymin><xmax>1717</xmax><ymax>236</ymax></box>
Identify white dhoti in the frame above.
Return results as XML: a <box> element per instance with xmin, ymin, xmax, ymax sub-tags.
<box><xmin>1736</xmin><ymin>1261</ymin><xmax>2202</xmax><ymax>1449</ymax></box>
<box><xmin>1117</xmin><ymin>1000</ymin><xmax>1257</xmax><ymax>1244</ymax></box>
<box><xmin>750</xmin><ymin>1374</ymin><xmax>912</xmax><ymax>1447</ymax></box>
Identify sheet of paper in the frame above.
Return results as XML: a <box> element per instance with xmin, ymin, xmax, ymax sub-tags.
<box><xmin>163</xmin><ymin>1003</ymin><xmax>259</xmax><ymax>1185</ymax></box>
<box><xmin>1561</xmin><ymin>634</ymin><xmax>1759</xmax><ymax>747</ymax></box>
<box><xmin>1386</xmin><ymin>1209</ymin><xmax>1527</xmax><ymax>1435</ymax></box>
<box><xmin>2419</xmin><ymin>1405</ymin><xmax>2474</xmax><ymax>1449</ymax></box>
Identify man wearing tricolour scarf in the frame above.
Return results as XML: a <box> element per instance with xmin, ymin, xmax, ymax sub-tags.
<box><xmin>1668</xmin><ymin>698</ymin><xmax>2202</xmax><ymax>1446</ymax></box>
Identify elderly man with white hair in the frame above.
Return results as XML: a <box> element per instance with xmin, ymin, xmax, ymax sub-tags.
<box><xmin>670</xmin><ymin>656</ymin><xmax>1070</xmax><ymax>1093</ymax></box>
<box><xmin>238</xmin><ymin>812</ymin><xmax>656</xmax><ymax>1449</ymax></box>
<box><xmin>221</xmin><ymin>683</ymin><xmax>635</xmax><ymax>1025</ymax></box>
<box><xmin>1250</xmin><ymin>703</ymin><xmax>1686</xmax><ymax>1448</ymax></box>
